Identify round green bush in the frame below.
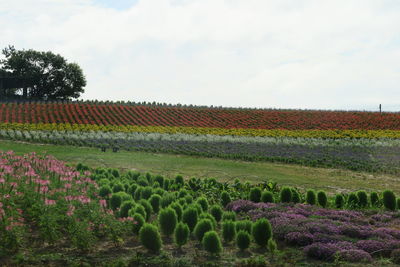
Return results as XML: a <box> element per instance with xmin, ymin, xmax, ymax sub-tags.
<box><xmin>174</xmin><ymin>222</ymin><xmax>190</xmax><ymax>248</ymax></box>
<box><xmin>139</xmin><ymin>223</ymin><xmax>162</xmax><ymax>253</ymax></box>
<box><xmin>210</xmin><ymin>205</ymin><xmax>223</xmax><ymax>222</ymax></box>
<box><xmin>347</xmin><ymin>192</ymin><xmax>359</xmax><ymax>208</ymax></box>
<box><xmin>194</xmin><ymin>219</ymin><xmax>214</xmax><ymax>242</ymax></box>
<box><xmin>261</xmin><ymin>191</ymin><xmax>274</xmax><ymax>203</ymax></box>
<box><xmin>199</xmin><ymin>212</ymin><xmax>217</xmax><ymax>229</ymax></box>
<box><xmin>130</xmin><ymin>212</ymin><xmax>145</xmax><ymax>234</ymax></box>
<box><xmin>383</xmin><ymin>190</ymin><xmax>397</xmax><ymax>211</ymax></box>
<box><xmin>178</xmin><ymin>189</ymin><xmax>188</xmax><ymax>198</ymax></box>
<box><xmin>196</xmin><ymin>197</ymin><xmax>209</xmax><ymax>212</ymax></box>
<box><xmin>120</xmin><ymin>200</ymin><xmax>135</xmax><ymax>218</ymax></box>
<box><xmin>357</xmin><ymin>190</ymin><xmax>368</xmax><ymax>208</ymax></box>
<box><xmin>235</xmin><ymin>220</ymin><xmax>252</xmax><ymax>234</ymax></box>
<box><xmin>154</xmin><ymin>175</ymin><xmax>164</xmax><ymax>188</ymax></box>
<box><xmin>317</xmin><ymin>191</ymin><xmax>328</xmax><ymax>208</ymax></box>
<box><xmin>163</xmin><ymin>179</ymin><xmax>171</xmax><ymax>190</ymax></box>
<box><xmin>222</xmin><ymin>211</ymin><xmax>236</xmax><ymax>222</ymax></box>
<box><xmin>154</xmin><ymin>188</ymin><xmax>165</xmax><ymax>196</ymax></box>
<box><xmin>110</xmin><ymin>193</ymin><xmax>122</xmax><ymax>210</ymax></box>
<box><xmin>152</xmin><ymin>181</ymin><xmax>160</xmax><ymax>188</ymax></box>
<box><xmin>291</xmin><ymin>189</ymin><xmax>301</xmax><ymax>204</ymax></box>
<box><xmin>202</xmin><ymin>231</ymin><xmax>222</xmax><ymax>255</ymax></box>
<box><xmin>335</xmin><ymin>194</ymin><xmax>345</xmax><ymax>209</ymax></box>
<box><xmin>139</xmin><ymin>199</ymin><xmax>153</xmax><ymax>221</ymax></box>
<box><xmin>149</xmin><ymin>194</ymin><xmax>161</xmax><ymax>214</ymax></box>
<box><xmin>370</xmin><ymin>192</ymin><xmax>380</xmax><ymax>207</ymax></box>
<box><xmin>252</xmin><ymin>218</ymin><xmax>272</xmax><ymax>248</ymax></box>
<box><xmin>161</xmin><ymin>193</ymin><xmax>176</xmax><ymax>208</ymax></box>
<box><xmin>306</xmin><ymin>190</ymin><xmax>316</xmax><ymax>205</ymax></box>
<box><xmin>222</xmin><ymin>220</ymin><xmax>236</xmax><ymax>243</ymax></box>
<box><xmin>140</xmin><ymin>186</ymin><xmax>153</xmax><ymax>200</ymax></box>
<box><xmin>137</xmin><ymin>176</ymin><xmax>149</xmax><ymax>187</ymax></box>
<box><xmin>221</xmin><ymin>191</ymin><xmax>231</xmax><ymax>207</ymax></box>
<box><xmin>127</xmin><ymin>184</ymin><xmax>138</xmax><ymax>197</ymax></box>
<box><xmin>112</xmin><ymin>183</ymin><xmax>124</xmax><ymax>193</ymax></box>
<box><xmin>184</xmin><ymin>195</ymin><xmax>193</xmax><ymax>204</ymax></box>
<box><xmin>249</xmin><ymin>187</ymin><xmax>262</xmax><ymax>203</ymax></box>
<box><xmin>236</xmin><ymin>230</ymin><xmax>251</xmax><ymax>251</ymax></box>
<box><xmin>182</xmin><ymin>206</ymin><xmax>198</xmax><ymax>232</ymax></box>
<box><xmin>280</xmin><ymin>187</ymin><xmax>292</xmax><ymax>203</ymax></box>
<box><xmin>175</xmin><ymin>175</ymin><xmax>184</xmax><ymax>186</ymax></box>
<box><xmin>158</xmin><ymin>207</ymin><xmax>178</xmax><ymax>236</ymax></box>
<box><xmin>134</xmin><ymin>186</ymin><xmax>142</xmax><ymax>201</ymax></box>
<box><xmin>133</xmin><ymin>204</ymin><xmax>147</xmax><ymax>220</ymax></box>
<box><xmin>99</xmin><ymin>185</ymin><xmax>112</xmax><ymax>198</ymax></box>
<box><xmin>170</xmin><ymin>202</ymin><xmax>183</xmax><ymax>222</ymax></box>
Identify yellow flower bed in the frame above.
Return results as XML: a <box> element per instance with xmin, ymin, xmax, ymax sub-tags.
<box><xmin>1</xmin><ymin>122</ymin><xmax>400</xmax><ymax>139</ymax></box>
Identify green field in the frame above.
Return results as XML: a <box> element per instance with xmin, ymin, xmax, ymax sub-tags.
<box><xmin>1</xmin><ymin>139</ymin><xmax>399</xmax><ymax>194</ymax></box>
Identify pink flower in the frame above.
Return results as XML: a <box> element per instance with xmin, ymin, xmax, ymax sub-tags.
<box><xmin>66</xmin><ymin>205</ymin><xmax>75</xmax><ymax>216</ymax></box>
<box><xmin>0</xmin><ymin>178</ymin><xmax>5</xmax><ymax>183</ymax></box>
<box><xmin>99</xmin><ymin>199</ymin><xmax>107</xmax><ymax>208</ymax></box>
<box><xmin>64</xmin><ymin>183</ymin><xmax>72</xmax><ymax>189</ymax></box>
<box><xmin>44</xmin><ymin>199</ymin><xmax>56</xmax><ymax>206</ymax></box>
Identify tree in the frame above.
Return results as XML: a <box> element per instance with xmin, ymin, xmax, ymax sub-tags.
<box><xmin>0</xmin><ymin>46</ymin><xmax>86</xmax><ymax>100</ymax></box>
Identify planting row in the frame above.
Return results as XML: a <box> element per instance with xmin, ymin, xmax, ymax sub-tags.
<box><xmin>1</xmin><ymin>102</ymin><xmax>400</xmax><ymax>130</ymax></box>
<box><xmin>2</xmin><ymin>129</ymin><xmax>400</xmax><ymax>173</ymax></box>
<box><xmin>2</xmin><ymin>151</ymin><xmax>400</xmax><ymax>265</ymax></box>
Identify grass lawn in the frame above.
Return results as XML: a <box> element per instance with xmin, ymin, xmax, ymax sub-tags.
<box><xmin>1</xmin><ymin>139</ymin><xmax>399</xmax><ymax>194</ymax></box>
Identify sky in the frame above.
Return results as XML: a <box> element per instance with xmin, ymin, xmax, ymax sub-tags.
<box><xmin>1</xmin><ymin>0</ymin><xmax>400</xmax><ymax>111</ymax></box>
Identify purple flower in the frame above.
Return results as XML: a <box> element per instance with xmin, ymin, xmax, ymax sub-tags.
<box><xmin>337</xmin><ymin>249</ymin><xmax>373</xmax><ymax>263</ymax></box>
<box><xmin>285</xmin><ymin>232</ymin><xmax>314</xmax><ymax>246</ymax></box>
<box><xmin>304</xmin><ymin>242</ymin><xmax>339</xmax><ymax>261</ymax></box>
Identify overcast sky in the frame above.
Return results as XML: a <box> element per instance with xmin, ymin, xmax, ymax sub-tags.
<box><xmin>1</xmin><ymin>0</ymin><xmax>400</xmax><ymax>111</ymax></box>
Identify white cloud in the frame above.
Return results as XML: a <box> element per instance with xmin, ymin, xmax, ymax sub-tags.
<box><xmin>1</xmin><ymin>0</ymin><xmax>399</xmax><ymax>111</ymax></box>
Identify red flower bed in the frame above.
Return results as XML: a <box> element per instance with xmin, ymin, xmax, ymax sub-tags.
<box><xmin>0</xmin><ymin>102</ymin><xmax>400</xmax><ymax>130</ymax></box>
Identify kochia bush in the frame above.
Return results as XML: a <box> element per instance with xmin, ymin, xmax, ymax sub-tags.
<box><xmin>383</xmin><ymin>190</ymin><xmax>396</xmax><ymax>211</ymax></box>
<box><xmin>306</xmin><ymin>190</ymin><xmax>316</xmax><ymax>205</ymax></box>
<box><xmin>317</xmin><ymin>191</ymin><xmax>328</xmax><ymax>208</ymax></box>
<box><xmin>261</xmin><ymin>191</ymin><xmax>274</xmax><ymax>203</ymax></box>
<box><xmin>194</xmin><ymin>219</ymin><xmax>214</xmax><ymax>242</ymax></box>
<box><xmin>236</xmin><ymin>230</ymin><xmax>251</xmax><ymax>251</ymax></box>
<box><xmin>252</xmin><ymin>218</ymin><xmax>272</xmax><ymax>248</ymax></box>
<box><xmin>174</xmin><ymin>222</ymin><xmax>190</xmax><ymax>249</ymax></box>
<box><xmin>202</xmin><ymin>231</ymin><xmax>222</xmax><ymax>255</ymax></box>
<box><xmin>158</xmin><ymin>208</ymin><xmax>178</xmax><ymax>236</ymax></box>
<box><xmin>139</xmin><ymin>223</ymin><xmax>162</xmax><ymax>253</ymax></box>
<box><xmin>249</xmin><ymin>187</ymin><xmax>262</xmax><ymax>203</ymax></box>
<box><xmin>182</xmin><ymin>206</ymin><xmax>198</xmax><ymax>232</ymax></box>
<box><xmin>210</xmin><ymin>205</ymin><xmax>223</xmax><ymax>222</ymax></box>
<box><xmin>280</xmin><ymin>187</ymin><xmax>292</xmax><ymax>203</ymax></box>
<box><xmin>222</xmin><ymin>220</ymin><xmax>236</xmax><ymax>243</ymax></box>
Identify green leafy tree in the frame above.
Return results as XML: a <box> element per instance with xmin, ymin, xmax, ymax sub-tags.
<box><xmin>0</xmin><ymin>46</ymin><xmax>86</xmax><ymax>100</ymax></box>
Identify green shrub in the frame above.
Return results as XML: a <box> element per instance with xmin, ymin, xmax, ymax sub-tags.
<box><xmin>152</xmin><ymin>181</ymin><xmax>160</xmax><ymax>188</ymax></box>
<box><xmin>178</xmin><ymin>189</ymin><xmax>188</xmax><ymax>198</ymax></box>
<box><xmin>194</xmin><ymin>219</ymin><xmax>214</xmax><ymax>242</ymax></box>
<box><xmin>139</xmin><ymin>223</ymin><xmax>162</xmax><ymax>253</ymax></box>
<box><xmin>383</xmin><ymin>190</ymin><xmax>396</xmax><ymax>211</ymax></box>
<box><xmin>149</xmin><ymin>194</ymin><xmax>162</xmax><ymax>214</ymax></box>
<box><xmin>138</xmin><ymin>199</ymin><xmax>153</xmax><ymax>221</ymax></box>
<box><xmin>261</xmin><ymin>191</ymin><xmax>274</xmax><ymax>203</ymax></box>
<box><xmin>196</xmin><ymin>197</ymin><xmax>209</xmax><ymax>212</ymax></box>
<box><xmin>112</xmin><ymin>183</ymin><xmax>124</xmax><ymax>193</ymax></box>
<box><xmin>370</xmin><ymin>192</ymin><xmax>380</xmax><ymax>207</ymax></box>
<box><xmin>184</xmin><ymin>195</ymin><xmax>193</xmax><ymax>204</ymax></box>
<box><xmin>317</xmin><ymin>191</ymin><xmax>328</xmax><ymax>208</ymax></box>
<box><xmin>252</xmin><ymin>218</ymin><xmax>272</xmax><ymax>248</ymax></box>
<box><xmin>357</xmin><ymin>190</ymin><xmax>368</xmax><ymax>208</ymax></box>
<box><xmin>170</xmin><ymin>202</ymin><xmax>183</xmax><ymax>222</ymax></box>
<box><xmin>202</xmin><ymin>231</ymin><xmax>222</xmax><ymax>255</ymax></box>
<box><xmin>140</xmin><ymin>186</ymin><xmax>153</xmax><ymax>200</ymax></box>
<box><xmin>280</xmin><ymin>187</ymin><xmax>292</xmax><ymax>203</ymax></box>
<box><xmin>199</xmin><ymin>213</ymin><xmax>217</xmax><ymax>229</ymax></box>
<box><xmin>210</xmin><ymin>205</ymin><xmax>223</xmax><ymax>222</ymax></box>
<box><xmin>236</xmin><ymin>230</ymin><xmax>251</xmax><ymax>251</ymax></box>
<box><xmin>161</xmin><ymin>193</ymin><xmax>176</xmax><ymax>208</ymax></box>
<box><xmin>347</xmin><ymin>192</ymin><xmax>359</xmax><ymax>208</ymax></box>
<box><xmin>306</xmin><ymin>190</ymin><xmax>316</xmax><ymax>205</ymax></box>
<box><xmin>222</xmin><ymin>220</ymin><xmax>236</xmax><ymax>243</ymax></box>
<box><xmin>175</xmin><ymin>175</ymin><xmax>184</xmax><ymax>186</ymax></box>
<box><xmin>221</xmin><ymin>191</ymin><xmax>231</xmax><ymax>207</ymax></box>
<box><xmin>182</xmin><ymin>207</ymin><xmax>198</xmax><ymax>232</ymax></box>
<box><xmin>158</xmin><ymin>208</ymin><xmax>178</xmax><ymax>236</ymax></box>
<box><xmin>137</xmin><ymin>176</ymin><xmax>149</xmax><ymax>187</ymax></box>
<box><xmin>99</xmin><ymin>185</ymin><xmax>112</xmax><ymax>198</ymax></box>
<box><xmin>154</xmin><ymin>188</ymin><xmax>165</xmax><ymax>196</ymax></box>
<box><xmin>120</xmin><ymin>200</ymin><xmax>135</xmax><ymax>218</ymax></box>
<box><xmin>222</xmin><ymin>211</ymin><xmax>236</xmax><ymax>221</ymax></box>
<box><xmin>249</xmin><ymin>187</ymin><xmax>262</xmax><ymax>203</ymax></box>
<box><xmin>134</xmin><ymin>186</ymin><xmax>142</xmax><ymax>201</ymax></box>
<box><xmin>133</xmin><ymin>204</ymin><xmax>147</xmax><ymax>220</ymax></box>
<box><xmin>110</xmin><ymin>193</ymin><xmax>123</xmax><ymax>210</ymax></box>
<box><xmin>267</xmin><ymin>239</ymin><xmax>277</xmax><ymax>254</ymax></box>
<box><xmin>163</xmin><ymin>179</ymin><xmax>171</xmax><ymax>190</ymax></box>
<box><xmin>130</xmin><ymin>213</ymin><xmax>145</xmax><ymax>234</ymax></box>
<box><xmin>335</xmin><ymin>194</ymin><xmax>345</xmax><ymax>209</ymax></box>
<box><xmin>154</xmin><ymin>175</ymin><xmax>164</xmax><ymax>188</ymax></box>
<box><xmin>291</xmin><ymin>189</ymin><xmax>301</xmax><ymax>203</ymax></box>
<box><xmin>235</xmin><ymin>220</ymin><xmax>252</xmax><ymax>234</ymax></box>
<box><xmin>127</xmin><ymin>184</ymin><xmax>138</xmax><ymax>197</ymax></box>
<box><xmin>174</xmin><ymin>222</ymin><xmax>190</xmax><ymax>248</ymax></box>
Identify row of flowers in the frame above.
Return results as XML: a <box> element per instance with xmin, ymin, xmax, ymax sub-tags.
<box><xmin>1</xmin><ymin>102</ymin><xmax>400</xmax><ymax>130</ymax></box>
<box><xmin>1</xmin><ymin>122</ymin><xmax>400</xmax><ymax>139</ymax></box>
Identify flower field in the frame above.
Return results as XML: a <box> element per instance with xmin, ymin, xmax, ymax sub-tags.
<box><xmin>1</xmin><ymin>151</ymin><xmax>400</xmax><ymax>266</ymax></box>
<box><xmin>0</xmin><ymin>101</ymin><xmax>400</xmax><ymax>174</ymax></box>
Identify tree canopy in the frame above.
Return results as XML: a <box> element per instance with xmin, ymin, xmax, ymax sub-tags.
<box><xmin>0</xmin><ymin>46</ymin><xmax>86</xmax><ymax>100</ymax></box>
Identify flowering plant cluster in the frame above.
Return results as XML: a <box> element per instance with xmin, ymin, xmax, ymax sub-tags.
<box><xmin>227</xmin><ymin>199</ymin><xmax>400</xmax><ymax>262</ymax></box>
<box><xmin>0</xmin><ymin>151</ymin><xmax>133</xmax><ymax>256</ymax></box>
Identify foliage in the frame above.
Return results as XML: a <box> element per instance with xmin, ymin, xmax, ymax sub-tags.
<box><xmin>306</xmin><ymin>190</ymin><xmax>316</xmax><ymax>205</ymax></box>
<box><xmin>194</xmin><ymin>219</ymin><xmax>214</xmax><ymax>242</ymax></box>
<box><xmin>174</xmin><ymin>222</ymin><xmax>190</xmax><ymax>249</ymax></box>
<box><xmin>252</xmin><ymin>218</ymin><xmax>272</xmax><ymax>248</ymax></box>
<box><xmin>260</xmin><ymin>191</ymin><xmax>274</xmax><ymax>203</ymax></box>
<box><xmin>182</xmin><ymin>207</ymin><xmax>198</xmax><ymax>232</ymax></box>
<box><xmin>209</xmin><ymin>205</ymin><xmax>223</xmax><ymax>223</ymax></box>
<box><xmin>249</xmin><ymin>187</ymin><xmax>262</xmax><ymax>203</ymax></box>
<box><xmin>202</xmin><ymin>231</ymin><xmax>222</xmax><ymax>255</ymax></box>
<box><xmin>158</xmin><ymin>208</ymin><xmax>178</xmax><ymax>237</ymax></box>
<box><xmin>139</xmin><ymin>224</ymin><xmax>162</xmax><ymax>253</ymax></box>
<box><xmin>383</xmin><ymin>190</ymin><xmax>397</xmax><ymax>211</ymax></box>
<box><xmin>317</xmin><ymin>191</ymin><xmax>328</xmax><ymax>208</ymax></box>
<box><xmin>236</xmin><ymin>230</ymin><xmax>251</xmax><ymax>251</ymax></box>
<box><xmin>222</xmin><ymin>220</ymin><xmax>236</xmax><ymax>243</ymax></box>
<box><xmin>280</xmin><ymin>187</ymin><xmax>292</xmax><ymax>203</ymax></box>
